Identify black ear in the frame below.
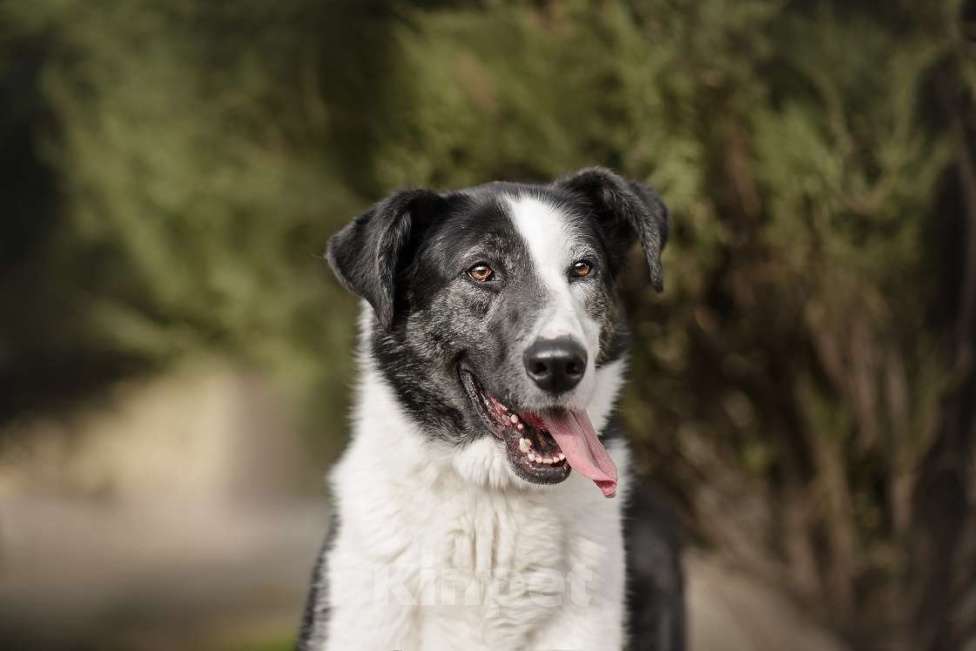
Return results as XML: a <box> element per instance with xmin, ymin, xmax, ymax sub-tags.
<box><xmin>325</xmin><ymin>189</ymin><xmax>444</xmax><ymax>329</ymax></box>
<box><xmin>555</xmin><ymin>167</ymin><xmax>670</xmax><ymax>292</ymax></box>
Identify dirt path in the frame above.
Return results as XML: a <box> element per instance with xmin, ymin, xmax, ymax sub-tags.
<box><xmin>0</xmin><ymin>496</ymin><xmax>327</xmax><ymax>650</ymax></box>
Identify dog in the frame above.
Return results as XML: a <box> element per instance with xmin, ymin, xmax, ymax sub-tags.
<box><xmin>297</xmin><ymin>167</ymin><xmax>684</xmax><ymax>651</ymax></box>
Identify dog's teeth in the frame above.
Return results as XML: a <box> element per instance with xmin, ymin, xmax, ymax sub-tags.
<box><xmin>516</xmin><ymin>422</ymin><xmax>524</xmax><ymax>431</ymax></box>
<box><xmin>519</xmin><ymin>438</ymin><xmax>531</xmax><ymax>453</ymax></box>
<box><xmin>500</xmin><ymin>405</ymin><xmax>508</xmax><ymax>412</ymax></box>
<box><xmin>509</xmin><ymin>414</ymin><xmax>518</xmax><ymax>424</ymax></box>
<box><xmin>556</xmin><ymin>452</ymin><xmax>565</xmax><ymax>461</ymax></box>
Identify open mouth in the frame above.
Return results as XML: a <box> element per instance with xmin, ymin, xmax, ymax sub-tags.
<box><xmin>460</xmin><ymin>369</ymin><xmax>617</xmax><ymax>497</ymax></box>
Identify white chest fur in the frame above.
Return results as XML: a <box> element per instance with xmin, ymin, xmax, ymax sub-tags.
<box><xmin>319</xmin><ymin>364</ymin><xmax>630</xmax><ymax>651</ymax></box>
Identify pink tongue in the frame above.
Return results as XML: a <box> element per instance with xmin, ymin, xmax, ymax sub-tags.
<box><xmin>541</xmin><ymin>409</ymin><xmax>618</xmax><ymax>498</ymax></box>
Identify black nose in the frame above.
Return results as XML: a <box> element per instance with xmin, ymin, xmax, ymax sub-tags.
<box><xmin>523</xmin><ymin>337</ymin><xmax>588</xmax><ymax>394</ymax></box>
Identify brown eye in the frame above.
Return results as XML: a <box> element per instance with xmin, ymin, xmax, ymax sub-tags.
<box><xmin>571</xmin><ymin>260</ymin><xmax>593</xmax><ymax>278</ymax></box>
<box><xmin>467</xmin><ymin>263</ymin><xmax>494</xmax><ymax>283</ymax></box>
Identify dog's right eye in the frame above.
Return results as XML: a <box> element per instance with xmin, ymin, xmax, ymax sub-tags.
<box><xmin>466</xmin><ymin>263</ymin><xmax>495</xmax><ymax>283</ymax></box>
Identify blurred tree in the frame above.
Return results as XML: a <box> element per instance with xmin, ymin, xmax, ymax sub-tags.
<box><xmin>0</xmin><ymin>0</ymin><xmax>973</xmax><ymax>648</ymax></box>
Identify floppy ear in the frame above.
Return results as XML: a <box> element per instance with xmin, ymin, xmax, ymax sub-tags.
<box><xmin>325</xmin><ymin>189</ymin><xmax>444</xmax><ymax>329</ymax></box>
<box><xmin>555</xmin><ymin>167</ymin><xmax>670</xmax><ymax>292</ymax></box>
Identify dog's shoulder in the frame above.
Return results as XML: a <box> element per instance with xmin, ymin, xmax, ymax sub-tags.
<box><xmin>623</xmin><ymin>478</ymin><xmax>686</xmax><ymax>651</ymax></box>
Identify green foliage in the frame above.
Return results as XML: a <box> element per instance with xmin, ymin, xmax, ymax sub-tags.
<box><xmin>230</xmin><ymin>637</ymin><xmax>295</xmax><ymax>651</ymax></box>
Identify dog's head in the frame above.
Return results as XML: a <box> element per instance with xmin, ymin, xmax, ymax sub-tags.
<box><xmin>326</xmin><ymin>168</ymin><xmax>668</xmax><ymax>497</ymax></box>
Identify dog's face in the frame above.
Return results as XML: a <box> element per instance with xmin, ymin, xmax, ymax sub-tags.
<box><xmin>327</xmin><ymin>168</ymin><xmax>668</xmax><ymax>497</ymax></box>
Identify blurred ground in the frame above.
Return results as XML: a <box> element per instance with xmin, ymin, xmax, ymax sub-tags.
<box><xmin>0</xmin><ymin>366</ymin><xmax>845</xmax><ymax>651</ymax></box>
<box><xmin>0</xmin><ymin>497</ymin><xmax>322</xmax><ymax>651</ymax></box>
<box><xmin>0</xmin><ymin>363</ymin><xmax>321</xmax><ymax>650</ymax></box>
<box><xmin>686</xmin><ymin>556</ymin><xmax>843</xmax><ymax>651</ymax></box>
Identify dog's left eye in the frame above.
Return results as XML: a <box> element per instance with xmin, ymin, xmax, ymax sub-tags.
<box><xmin>467</xmin><ymin>263</ymin><xmax>495</xmax><ymax>283</ymax></box>
<box><xmin>570</xmin><ymin>260</ymin><xmax>594</xmax><ymax>279</ymax></box>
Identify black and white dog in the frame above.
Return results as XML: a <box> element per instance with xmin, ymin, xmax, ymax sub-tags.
<box><xmin>298</xmin><ymin>168</ymin><xmax>684</xmax><ymax>650</ymax></box>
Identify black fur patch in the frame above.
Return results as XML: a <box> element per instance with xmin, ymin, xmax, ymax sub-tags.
<box><xmin>370</xmin><ymin>190</ymin><xmax>545</xmax><ymax>443</ymax></box>
<box><xmin>296</xmin><ymin>508</ymin><xmax>338</xmax><ymax>651</ymax></box>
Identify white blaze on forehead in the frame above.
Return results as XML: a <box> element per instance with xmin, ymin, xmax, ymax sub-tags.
<box><xmin>504</xmin><ymin>193</ymin><xmax>600</xmax><ymax>354</ymax></box>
